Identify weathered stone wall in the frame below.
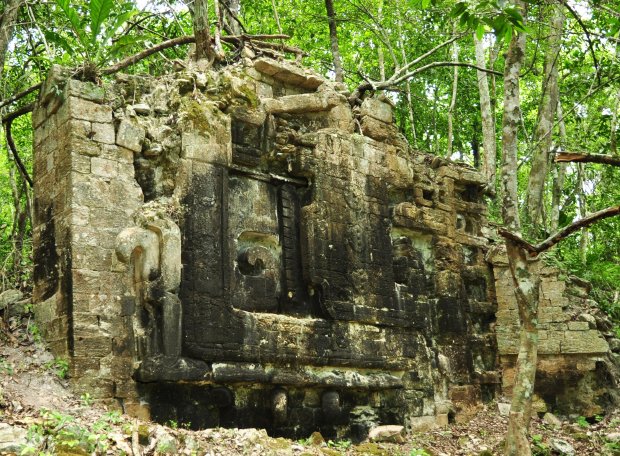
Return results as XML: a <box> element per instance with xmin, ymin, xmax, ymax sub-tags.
<box><xmin>33</xmin><ymin>67</ymin><xmax>144</xmax><ymax>407</ymax></box>
<box><xmin>31</xmin><ymin>57</ymin><xmax>617</xmax><ymax>439</ymax></box>
<box><xmin>491</xmin><ymin>251</ymin><xmax>619</xmax><ymax>416</ymax></box>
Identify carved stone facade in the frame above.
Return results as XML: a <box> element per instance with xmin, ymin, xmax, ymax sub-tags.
<box><xmin>32</xmin><ymin>60</ymin><xmax>617</xmax><ymax>439</ymax></box>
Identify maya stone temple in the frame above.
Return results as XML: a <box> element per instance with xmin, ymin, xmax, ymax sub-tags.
<box><xmin>30</xmin><ymin>57</ymin><xmax>620</xmax><ymax>440</ymax></box>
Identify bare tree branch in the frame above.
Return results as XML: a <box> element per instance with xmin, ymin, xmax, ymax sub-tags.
<box><xmin>1</xmin><ymin>33</ymin><xmax>295</xmax><ymax>108</ymax></box>
<box><xmin>3</xmin><ymin>118</ymin><xmax>33</xmax><ymax>188</ymax></box>
<box><xmin>395</xmin><ymin>34</ymin><xmax>463</xmax><ymax>79</ymax></box>
<box><xmin>1</xmin><ymin>101</ymin><xmax>34</xmax><ymax>124</ymax></box>
<box><xmin>100</xmin><ymin>33</ymin><xmax>290</xmax><ymax>75</ymax></box>
<box><xmin>351</xmin><ymin>59</ymin><xmax>502</xmax><ymax>104</ymax></box>
<box><xmin>0</xmin><ymin>82</ymin><xmax>42</xmax><ymax>109</ymax></box>
<box><xmin>558</xmin><ymin>0</ymin><xmax>600</xmax><ymax>84</ymax></box>
<box><xmin>554</xmin><ymin>151</ymin><xmax>620</xmax><ymax>167</ymax></box>
<box><xmin>499</xmin><ymin>205</ymin><xmax>620</xmax><ymax>256</ymax></box>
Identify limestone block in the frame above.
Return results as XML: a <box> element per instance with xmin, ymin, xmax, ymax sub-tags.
<box><xmin>71</xmin><ymin>154</ymin><xmax>90</xmax><ymax>174</ymax></box>
<box><xmin>360</xmin><ymin>97</ymin><xmax>393</xmax><ymax>124</ymax></box>
<box><xmin>73</xmin><ymin>336</ymin><xmax>112</xmax><ymax>358</ymax></box>
<box><xmin>539</xmin><ymin>306</ymin><xmax>565</xmax><ymax>323</ymax></box>
<box><xmin>70</xmin><ymin>132</ymin><xmax>103</xmax><ymax>157</ymax></box>
<box><xmin>568</xmin><ymin>321</ymin><xmax>589</xmax><ymax>331</ymax></box>
<box><xmin>181</xmin><ymin>132</ymin><xmax>230</xmax><ymax>165</ymax></box>
<box><xmin>254</xmin><ymin>57</ymin><xmax>324</xmax><ymax>89</ymax></box>
<box><xmin>368</xmin><ymin>425</ymin><xmax>405</xmax><ymax>443</ymax></box>
<box><xmin>68</xmin><ymin>205</ymin><xmax>89</xmax><ymax>227</ymax></box>
<box><xmin>327</xmin><ymin>104</ymin><xmax>355</xmax><ymax>132</ymax></box>
<box><xmin>72</xmin><ymin>246</ymin><xmax>113</xmax><ymax>271</ymax></box>
<box><xmin>227</xmin><ymin>105</ymin><xmax>266</xmax><ymax>126</ymax></box>
<box><xmin>116</xmin><ymin>119</ymin><xmax>145</xmax><ymax>153</ymax></box>
<box><xmin>91</xmin><ymin>157</ymin><xmax>118</xmax><ymax>179</ymax></box>
<box><xmin>263</xmin><ymin>92</ymin><xmax>342</xmax><ymax>114</ymax></box>
<box><xmin>91</xmin><ymin>122</ymin><xmax>115</xmax><ymax>144</ymax></box>
<box><xmin>68</xmin><ymin>96</ymin><xmax>112</xmax><ymax>123</ymax></box>
<box><xmin>385</xmin><ymin>153</ymin><xmax>413</xmax><ymax>185</ymax></box>
<box><xmin>577</xmin><ymin>313</ymin><xmax>597</xmax><ymax>329</ymax></box>
<box><xmin>132</xmin><ymin>103</ymin><xmax>151</xmax><ymax>115</ymax></box>
<box><xmin>66</xmin><ymin>78</ymin><xmax>106</xmax><ymax>103</ymax></box>
<box><xmin>497</xmin><ymin>336</ymin><xmax>518</xmax><ymax>355</ymax></box>
<box><xmin>360</xmin><ymin>115</ymin><xmax>398</xmax><ymax>142</ymax></box>
<box><xmin>538</xmin><ymin>336</ymin><xmax>561</xmax><ymax>354</ymax></box>
<box><xmin>561</xmin><ymin>330</ymin><xmax>609</xmax><ymax>353</ymax></box>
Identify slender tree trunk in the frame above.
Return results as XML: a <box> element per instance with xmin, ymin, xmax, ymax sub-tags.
<box><xmin>500</xmin><ymin>26</ymin><xmax>525</xmax><ymax>232</ymax></box>
<box><xmin>577</xmin><ymin>163</ymin><xmax>588</xmax><ymax>264</ymax></box>
<box><xmin>0</xmin><ymin>0</ymin><xmax>24</xmax><ymax>87</ymax></box>
<box><xmin>432</xmin><ymin>87</ymin><xmax>438</xmax><ymax>155</ymax></box>
<box><xmin>474</xmin><ymin>34</ymin><xmax>496</xmax><ymax>189</ymax></box>
<box><xmin>397</xmin><ymin>17</ymin><xmax>417</xmax><ymax>147</ymax></box>
<box><xmin>212</xmin><ymin>0</ymin><xmax>225</xmax><ymax>59</ymax></box>
<box><xmin>221</xmin><ymin>0</ymin><xmax>242</xmax><ymax>35</ymax></box>
<box><xmin>500</xmin><ymin>2</ymin><xmax>539</xmax><ymax>455</ymax></box>
<box><xmin>612</xmin><ymin>43</ymin><xmax>620</xmax><ymax>156</ymax></box>
<box><xmin>193</xmin><ymin>0</ymin><xmax>213</xmax><ymax>61</ymax></box>
<box><xmin>505</xmin><ymin>239</ymin><xmax>541</xmax><ymax>456</ymax></box>
<box><xmin>447</xmin><ymin>35</ymin><xmax>459</xmax><ymax>157</ymax></box>
<box><xmin>611</xmin><ymin>87</ymin><xmax>620</xmax><ymax>156</ymax></box>
<box><xmin>324</xmin><ymin>0</ymin><xmax>344</xmax><ymax>83</ymax></box>
<box><xmin>525</xmin><ymin>2</ymin><xmax>564</xmax><ymax>229</ymax></box>
<box><xmin>551</xmin><ymin>101</ymin><xmax>567</xmax><ymax>231</ymax></box>
<box><xmin>377</xmin><ymin>0</ymin><xmax>385</xmax><ymax>81</ymax></box>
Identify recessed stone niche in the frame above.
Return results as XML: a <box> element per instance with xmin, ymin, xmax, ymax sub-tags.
<box><xmin>31</xmin><ymin>60</ymin><xmax>618</xmax><ymax>440</ymax></box>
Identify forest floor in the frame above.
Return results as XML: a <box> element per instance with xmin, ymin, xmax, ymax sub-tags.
<box><xmin>1</xmin><ymin>309</ymin><xmax>620</xmax><ymax>456</ymax></box>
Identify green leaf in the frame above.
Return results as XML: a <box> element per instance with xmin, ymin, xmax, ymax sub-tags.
<box><xmin>104</xmin><ymin>35</ymin><xmax>144</xmax><ymax>60</ymax></box>
<box><xmin>504</xmin><ymin>7</ymin><xmax>524</xmax><ymax>23</ymax></box>
<box><xmin>450</xmin><ymin>2</ymin><xmax>468</xmax><ymax>18</ymax></box>
<box><xmin>504</xmin><ymin>24</ymin><xmax>513</xmax><ymax>43</ymax></box>
<box><xmin>476</xmin><ymin>23</ymin><xmax>485</xmax><ymax>40</ymax></box>
<box><xmin>421</xmin><ymin>0</ymin><xmax>432</xmax><ymax>8</ymax></box>
<box><xmin>43</xmin><ymin>30</ymin><xmax>75</xmax><ymax>55</ymax></box>
<box><xmin>90</xmin><ymin>0</ymin><xmax>114</xmax><ymax>44</ymax></box>
<box><xmin>459</xmin><ymin>11</ymin><xmax>470</xmax><ymax>27</ymax></box>
<box><xmin>54</xmin><ymin>0</ymin><xmax>87</xmax><ymax>47</ymax></box>
<box><xmin>103</xmin><ymin>9</ymin><xmax>139</xmax><ymax>43</ymax></box>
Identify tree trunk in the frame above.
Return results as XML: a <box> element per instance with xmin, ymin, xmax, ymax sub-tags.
<box><xmin>474</xmin><ymin>34</ymin><xmax>496</xmax><ymax>189</ymax></box>
<box><xmin>221</xmin><ymin>0</ymin><xmax>242</xmax><ymax>35</ymax></box>
<box><xmin>577</xmin><ymin>163</ymin><xmax>588</xmax><ymax>264</ymax></box>
<box><xmin>611</xmin><ymin>88</ymin><xmax>619</xmax><ymax>156</ymax></box>
<box><xmin>377</xmin><ymin>0</ymin><xmax>385</xmax><ymax>81</ymax></box>
<box><xmin>447</xmin><ymin>36</ymin><xmax>459</xmax><ymax>158</ymax></box>
<box><xmin>324</xmin><ymin>0</ymin><xmax>344</xmax><ymax>83</ymax></box>
<box><xmin>500</xmin><ymin>1</ymin><xmax>537</xmax><ymax>455</ymax></box>
<box><xmin>193</xmin><ymin>0</ymin><xmax>213</xmax><ymax>61</ymax></box>
<box><xmin>0</xmin><ymin>0</ymin><xmax>24</xmax><ymax>86</ymax></box>
<box><xmin>505</xmin><ymin>239</ymin><xmax>541</xmax><ymax>456</ymax></box>
<box><xmin>551</xmin><ymin>101</ymin><xmax>567</xmax><ymax>231</ymax></box>
<box><xmin>212</xmin><ymin>0</ymin><xmax>225</xmax><ymax>59</ymax></box>
<box><xmin>612</xmin><ymin>43</ymin><xmax>620</xmax><ymax>156</ymax></box>
<box><xmin>500</xmin><ymin>14</ymin><xmax>525</xmax><ymax>232</ymax></box>
<box><xmin>525</xmin><ymin>2</ymin><xmax>564</xmax><ymax>229</ymax></box>
<box><xmin>397</xmin><ymin>16</ymin><xmax>417</xmax><ymax>147</ymax></box>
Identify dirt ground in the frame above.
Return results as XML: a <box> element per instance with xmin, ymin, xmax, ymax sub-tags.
<box><xmin>1</xmin><ymin>310</ymin><xmax>619</xmax><ymax>456</ymax></box>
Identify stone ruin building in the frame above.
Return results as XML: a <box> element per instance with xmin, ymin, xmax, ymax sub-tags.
<box><xmin>31</xmin><ymin>57</ymin><xmax>619</xmax><ymax>440</ymax></box>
